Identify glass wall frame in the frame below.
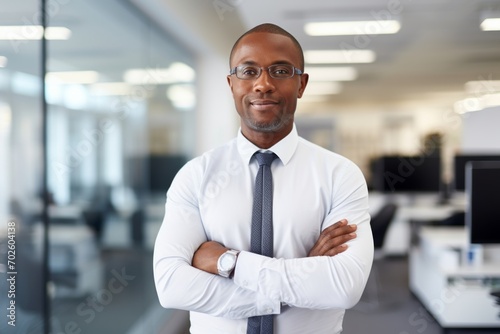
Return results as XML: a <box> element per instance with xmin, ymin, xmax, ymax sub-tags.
<box><xmin>0</xmin><ymin>0</ymin><xmax>48</xmax><ymax>333</ymax></box>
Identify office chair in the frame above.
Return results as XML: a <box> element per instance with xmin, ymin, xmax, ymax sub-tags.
<box><xmin>371</xmin><ymin>203</ymin><xmax>398</xmax><ymax>253</ymax></box>
<box><xmin>355</xmin><ymin>202</ymin><xmax>400</xmax><ymax>311</ymax></box>
<box><xmin>436</xmin><ymin>210</ymin><xmax>465</xmax><ymax>226</ymax></box>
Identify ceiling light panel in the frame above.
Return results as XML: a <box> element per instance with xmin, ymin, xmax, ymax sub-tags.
<box><xmin>305</xmin><ymin>66</ymin><xmax>358</xmax><ymax>81</ymax></box>
<box><xmin>166</xmin><ymin>84</ymin><xmax>196</xmax><ymax>110</ymax></box>
<box><xmin>124</xmin><ymin>62</ymin><xmax>195</xmax><ymax>85</ymax></box>
<box><xmin>305</xmin><ymin>50</ymin><xmax>376</xmax><ymax>64</ymax></box>
<box><xmin>44</xmin><ymin>27</ymin><xmax>72</xmax><ymax>40</ymax></box>
<box><xmin>90</xmin><ymin>82</ymin><xmax>133</xmax><ymax>96</ymax></box>
<box><xmin>304</xmin><ymin>81</ymin><xmax>342</xmax><ymax>95</ymax></box>
<box><xmin>480</xmin><ymin>18</ymin><xmax>500</xmax><ymax>31</ymax></box>
<box><xmin>305</xmin><ymin>20</ymin><xmax>400</xmax><ymax>36</ymax></box>
<box><xmin>46</xmin><ymin>71</ymin><xmax>100</xmax><ymax>84</ymax></box>
<box><xmin>0</xmin><ymin>26</ymin><xmax>71</xmax><ymax>40</ymax></box>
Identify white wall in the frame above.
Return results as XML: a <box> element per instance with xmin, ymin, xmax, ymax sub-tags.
<box><xmin>462</xmin><ymin>106</ymin><xmax>500</xmax><ymax>153</ymax></box>
<box><xmin>195</xmin><ymin>55</ymin><xmax>239</xmax><ymax>154</ymax></box>
<box><xmin>131</xmin><ymin>0</ymin><xmax>243</xmax><ymax>154</ymax></box>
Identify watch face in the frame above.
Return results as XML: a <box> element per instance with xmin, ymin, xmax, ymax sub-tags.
<box><xmin>220</xmin><ymin>253</ymin><xmax>235</xmax><ymax>270</ymax></box>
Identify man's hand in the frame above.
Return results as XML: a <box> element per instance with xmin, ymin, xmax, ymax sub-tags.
<box><xmin>192</xmin><ymin>241</ymin><xmax>228</xmax><ymax>275</ymax></box>
<box><xmin>308</xmin><ymin>219</ymin><xmax>357</xmax><ymax>257</ymax></box>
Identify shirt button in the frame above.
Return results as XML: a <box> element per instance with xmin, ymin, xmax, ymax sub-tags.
<box><xmin>265</xmin><ymin>308</ymin><xmax>273</xmax><ymax>314</ymax></box>
<box><xmin>242</xmin><ymin>280</ymin><xmax>248</xmax><ymax>286</ymax></box>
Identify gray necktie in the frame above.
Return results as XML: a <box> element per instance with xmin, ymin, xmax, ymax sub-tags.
<box><xmin>247</xmin><ymin>152</ymin><xmax>277</xmax><ymax>334</ymax></box>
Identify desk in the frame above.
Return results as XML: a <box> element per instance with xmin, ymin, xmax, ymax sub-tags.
<box><xmin>33</xmin><ymin>223</ymin><xmax>103</xmax><ymax>297</ymax></box>
<box><xmin>409</xmin><ymin>226</ymin><xmax>500</xmax><ymax>329</ymax></box>
<box><xmin>383</xmin><ymin>204</ymin><xmax>460</xmax><ymax>255</ymax></box>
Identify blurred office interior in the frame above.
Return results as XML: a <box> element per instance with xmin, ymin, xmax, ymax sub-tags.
<box><xmin>1</xmin><ymin>0</ymin><xmax>500</xmax><ymax>333</ymax></box>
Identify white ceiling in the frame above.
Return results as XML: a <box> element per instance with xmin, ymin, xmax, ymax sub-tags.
<box><xmin>233</xmin><ymin>0</ymin><xmax>500</xmax><ymax>108</ymax></box>
<box><xmin>133</xmin><ymin>0</ymin><xmax>500</xmax><ymax>111</ymax></box>
<box><xmin>1</xmin><ymin>0</ymin><xmax>500</xmax><ymax>112</ymax></box>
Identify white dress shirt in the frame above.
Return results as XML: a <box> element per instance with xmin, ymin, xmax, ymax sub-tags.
<box><xmin>153</xmin><ymin>124</ymin><xmax>374</xmax><ymax>334</ymax></box>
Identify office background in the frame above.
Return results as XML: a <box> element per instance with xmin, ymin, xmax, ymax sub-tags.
<box><xmin>1</xmin><ymin>0</ymin><xmax>500</xmax><ymax>333</ymax></box>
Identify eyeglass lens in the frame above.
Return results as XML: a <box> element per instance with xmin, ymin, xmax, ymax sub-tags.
<box><xmin>236</xmin><ymin>64</ymin><xmax>296</xmax><ymax>79</ymax></box>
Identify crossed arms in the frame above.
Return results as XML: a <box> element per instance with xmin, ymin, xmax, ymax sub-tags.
<box><xmin>153</xmin><ymin>156</ymin><xmax>374</xmax><ymax>319</ymax></box>
<box><xmin>192</xmin><ymin>219</ymin><xmax>358</xmax><ymax>275</ymax></box>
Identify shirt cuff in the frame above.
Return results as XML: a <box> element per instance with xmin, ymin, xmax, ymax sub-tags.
<box><xmin>233</xmin><ymin>251</ymin><xmax>281</xmax><ymax>315</ymax></box>
<box><xmin>233</xmin><ymin>251</ymin><xmax>266</xmax><ymax>291</ymax></box>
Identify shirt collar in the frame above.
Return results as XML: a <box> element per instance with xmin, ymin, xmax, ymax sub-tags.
<box><xmin>237</xmin><ymin>123</ymin><xmax>298</xmax><ymax>166</ymax></box>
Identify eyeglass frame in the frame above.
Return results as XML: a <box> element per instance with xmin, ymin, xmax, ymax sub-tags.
<box><xmin>229</xmin><ymin>63</ymin><xmax>303</xmax><ymax>80</ymax></box>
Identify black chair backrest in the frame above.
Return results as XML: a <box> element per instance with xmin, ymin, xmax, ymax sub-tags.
<box><xmin>371</xmin><ymin>203</ymin><xmax>398</xmax><ymax>249</ymax></box>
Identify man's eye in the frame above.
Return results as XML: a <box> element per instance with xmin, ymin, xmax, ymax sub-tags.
<box><xmin>241</xmin><ymin>67</ymin><xmax>258</xmax><ymax>76</ymax></box>
<box><xmin>271</xmin><ymin>66</ymin><xmax>291</xmax><ymax>76</ymax></box>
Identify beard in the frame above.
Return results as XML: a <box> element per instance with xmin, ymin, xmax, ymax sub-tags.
<box><xmin>243</xmin><ymin>112</ymin><xmax>294</xmax><ymax>133</ymax></box>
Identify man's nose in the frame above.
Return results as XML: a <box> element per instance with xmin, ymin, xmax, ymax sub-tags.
<box><xmin>253</xmin><ymin>69</ymin><xmax>276</xmax><ymax>93</ymax></box>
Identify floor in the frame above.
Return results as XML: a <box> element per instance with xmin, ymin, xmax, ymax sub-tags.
<box><xmin>50</xmin><ymin>248</ymin><xmax>160</xmax><ymax>334</ymax></box>
<box><xmin>5</xmin><ymin>247</ymin><xmax>497</xmax><ymax>333</ymax></box>
<box><xmin>343</xmin><ymin>257</ymin><xmax>500</xmax><ymax>334</ymax></box>
<box><xmin>47</xmin><ymin>246</ymin><xmax>191</xmax><ymax>334</ymax></box>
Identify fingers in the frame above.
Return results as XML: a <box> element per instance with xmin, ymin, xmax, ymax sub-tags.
<box><xmin>323</xmin><ymin>244</ymin><xmax>349</xmax><ymax>257</ymax></box>
<box><xmin>323</xmin><ymin>243</ymin><xmax>348</xmax><ymax>257</ymax></box>
<box><xmin>308</xmin><ymin>219</ymin><xmax>357</xmax><ymax>257</ymax></box>
<box><xmin>322</xmin><ymin>219</ymin><xmax>355</xmax><ymax>234</ymax></box>
<box><xmin>317</xmin><ymin>227</ymin><xmax>356</xmax><ymax>255</ymax></box>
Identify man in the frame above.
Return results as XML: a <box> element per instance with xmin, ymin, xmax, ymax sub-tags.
<box><xmin>154</xmin><ymin>23</ymin><xmax>374</xmax><ymax>334</ymax></box>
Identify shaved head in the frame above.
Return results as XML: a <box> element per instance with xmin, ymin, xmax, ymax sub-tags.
<box><xmin>229</xmin><ymin>23</ymin><xmax>305</xmax><ymax>70</ymax></box>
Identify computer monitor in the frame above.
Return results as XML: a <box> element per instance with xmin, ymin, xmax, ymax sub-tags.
<box><xmin>371</xmin><ymin>155</ymin><xmax>441</xmax><ymax>193</ymax></box>
<box><xmin>453</xmin><ymin>154</ymin><xmax>500</xmax><ymax>191</ymax></box>
<box><xmin>465</xmin><ymin>161</ymin><xmax>500</xmax><ymax>245</ymax></box>
<box><xmin>127</xmin><ymin>154</ymin><xmax>188</xmax><ymax>193</ymax></box>
<box><xmin>149</xmin><ymin>154</ymin><xmax>187</xmax><ymax>193</ymax></box>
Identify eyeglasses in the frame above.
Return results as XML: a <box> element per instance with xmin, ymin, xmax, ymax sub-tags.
<box><xmin>229</xmin><ymin>64</ymin><xmax>303</xmax><ymax>80</ymax></box>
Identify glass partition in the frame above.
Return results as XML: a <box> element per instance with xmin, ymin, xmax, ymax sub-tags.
<box><xmin>1</xmin><ymin>0</ymin><xmax>196</xmax><ymax>332</ymax></box>
<box><xmin>0</xmin><ymin>0</ymin><xmax>47</xmax><ymax>333</ymax></box>
<box><xmin>46</xmin><ymin>1</ymin><xmax>196</xmax><ymax>333</ymax></box>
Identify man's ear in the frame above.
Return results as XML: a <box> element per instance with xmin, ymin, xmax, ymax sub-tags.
<box><xmin>297</xmin><ymin>73</ymin><xmax>309</xmax><ymax>98</ymax></box>
<box><xmin>227</xmin><ymin>75</ymin><xmax>234</xmax><ymax>93</ymax></box>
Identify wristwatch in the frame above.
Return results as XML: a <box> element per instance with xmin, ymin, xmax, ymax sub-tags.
<box><xmin>217</xmin><ymin>249</ymin><xmax>240</xmax><ymax>278</ymax></box>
